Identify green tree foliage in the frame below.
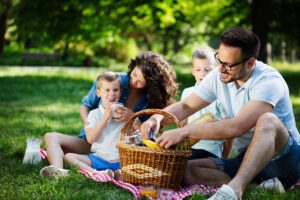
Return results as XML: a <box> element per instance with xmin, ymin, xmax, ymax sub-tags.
<box><xmin>214</xmin><ymin>0</ymin><xmax>300</xmax><ymax>62</ymax></box>
<box><xmin>269</xmin><ymin>0</ymin><xmax>300</xmax><ymax>57</ymax></box>
<box><xmin>10</xmin><ymin>0</ymin><xmax>233</xmax><ymax>59</ymax></box>
<box><xmin>13</xmin><ymin>0</ymin><xmax>86</xmax><ymax>58</ymax></box>
<box><xmin>0</xmin><ymin>0</ymin><xmax>12</xmax><ymax>54</ymax></box>
<box><xmin>1</xmin><ymin>0</ymin><xmax>298</xmax><ymax>63</ymax></box>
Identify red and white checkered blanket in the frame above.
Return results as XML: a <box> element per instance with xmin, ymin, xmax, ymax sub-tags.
<box><xmin>79</xmin><ymin>168</ymin><xmax>218</xmax><ymax>200</ymax></box>
<box><xmin>40</xmin><ymin>148</ymin><xmax>300</xmax><ymax>199</ymax></box>
<box><xmin>40</xmin><ymin>148</ymin><xmax>217</xmax><ymax>199</ymax></box>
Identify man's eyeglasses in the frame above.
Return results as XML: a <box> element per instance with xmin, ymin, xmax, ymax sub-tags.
<box><xmin>214</xmin><ymin>52</ymin><xmax>250</xmax><ymax>70</ymax></box>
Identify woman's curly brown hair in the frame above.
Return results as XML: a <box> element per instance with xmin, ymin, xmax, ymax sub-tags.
<box><xmin>128</xmin><ymin>51</ymin><xmax>178</xmax><ymax>109</ymax></box>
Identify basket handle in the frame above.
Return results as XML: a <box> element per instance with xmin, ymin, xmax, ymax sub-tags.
<box><xmin>120</xmin><ymin>109</ymin><xmax>182</xmax><ymax>137</ymax></box>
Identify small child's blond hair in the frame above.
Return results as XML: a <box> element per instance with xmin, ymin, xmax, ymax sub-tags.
<box><xmin>96</xmin><ymin>71</ymin><xmax>120</xmax><ymax>89</ymax></box>
<box><xmin>192</xmin><ymin>46</ymin><xmax>217</xmax><ymax>68</ymax></box>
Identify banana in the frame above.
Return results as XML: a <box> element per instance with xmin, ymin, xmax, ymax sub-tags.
<box><xmin>191</xmin><ymin>113</ymin><xmax>215</xmax><ymax>124</ymax></box>
<box><xmin>143</xmin><ymin>139</ymin><xmax>161</xmax><ymax>149</ymax></box>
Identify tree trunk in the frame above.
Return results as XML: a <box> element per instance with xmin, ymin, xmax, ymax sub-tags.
<box><xmin>0</xmin><ymin>12</ymin><xmax>6</xmax><ymax>54</ymax></box>
<box><xmin>24</xmin><ymin>37</ymin><xmax>31</xmax><ymax>49</ymax></box>
<box><xmin>251</xmin><ymin>0</ymin><xmax>271</xmax><ymax>62</ymax></box>
<box><xmin>162</xmin><ymin>37</ymin><xmax>168</xmax><ymax>55</ymax></box>
<box><xmin>291</xmin><ymin>48</ymin><xmax>296</xmax><ymax>63</ymax></box>
<box><xmin>0</xmin><ymin>0</ymin><xmax>12</xmax><ymax>54</ymax></box>
<box><xmin>266</xmin><ymin>42</ymin><xmax>272</xmax><ymax>64</ymax></box>
<box><xmin>172</xmin><ymin>30</ymin><xmax>181</xmax><ymax>53</ymax></box>
<box><xmin>62</xmin><ymin>40</ymin><xmax>69</xmax><ymax>60</ymax></box>
<box><xmin>144</xmin><ymin>35</ymin><xmax>152</xmax><ymax>51</ymax></box>
<box><xmin>281</xmin><ymin>40</ymin><xmax>286</xmax><ymax>62</ymax></box>
<box><xmin>162</xmin><ymin>30</ymin><xmax>169</xmax><ymax>55</ymax></box>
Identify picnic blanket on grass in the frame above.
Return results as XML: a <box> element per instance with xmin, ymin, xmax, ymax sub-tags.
<box><xmin>40</xmin><ymin>148</ymin><xmax>300</xmax><ymax>199</ymax></box>
<box><xmin>40</xmin><ymin>148</ymin><xmax>217</xmax><ymax>199</ymax></box>
<box><xmin>79</xmin><ymin>168</ymin><xmax>218</xmax><ymax>200</ymax></box>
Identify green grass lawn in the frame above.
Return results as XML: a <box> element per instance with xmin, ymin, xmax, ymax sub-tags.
<box><xmin>0</xmin><ymin>65</ymin><xmax>300</xmax><ymax>199</ymax></box>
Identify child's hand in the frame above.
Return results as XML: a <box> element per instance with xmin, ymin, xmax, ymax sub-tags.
<box><xmin>103</xmin><ymin>102</ymin><xmax>113</xmax><ymax>120</ymax></box>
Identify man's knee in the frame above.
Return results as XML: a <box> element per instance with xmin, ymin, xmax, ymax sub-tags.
<box><xmin>256</xmin><ymin>113</ymin><xmax>288</xmax><ymax>135</ymax></box>
<box><xmin>255</xmin><ymin>113</ymin><xmax>289</xmax><ymax>152</ymax></box>
<box><xmin>257</xmin><ymin>112</ymin><xmax>278</xmax><ymax>128</ymax></box>
<box><xmin>255</xmin><ymin>113</ymin><xmax>283</xmax><ymax>134</ymax></box>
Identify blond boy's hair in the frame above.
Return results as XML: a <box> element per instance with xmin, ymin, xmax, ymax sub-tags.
<box><xmin>96</xmin><ymin>71</ymin><xmax>120</xmax><ymax>89</ymax></box>
<box><xmin>192</xmin><ymin>46</ymin><xmax>217</xmax><ymax>68</ymax></box>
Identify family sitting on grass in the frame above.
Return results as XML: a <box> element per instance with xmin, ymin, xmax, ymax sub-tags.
<box><xmin>40</xmin><ymin>51</ymin><xmax>178</xmax><ymax>176</ymax></box>
<box><xmin>39</xmin><ymin>27</ymin><xmax>300</xmax><ymax>200</ymax></box>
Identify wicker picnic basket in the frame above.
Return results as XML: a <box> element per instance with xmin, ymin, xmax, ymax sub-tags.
<box><xmin>117</xmin><ymin>109</ymin><xmax>192</xmax><ymax>190</ymax></box>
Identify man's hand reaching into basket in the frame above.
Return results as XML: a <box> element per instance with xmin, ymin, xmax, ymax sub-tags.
<box><xmin>156</xmin><ymin>127</ymin><xmax>187</xmax><ymax>149</ymax></box>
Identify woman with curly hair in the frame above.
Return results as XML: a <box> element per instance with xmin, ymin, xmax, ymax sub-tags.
<box><xmin>40</xmin><ymin>51</ymin><xmax>178</xmax><ymax>177</ymax></box>
<box><xmin>127</xmin><ymin>51</ymin><xmax>178</xmax><ymax>109</ymax></box>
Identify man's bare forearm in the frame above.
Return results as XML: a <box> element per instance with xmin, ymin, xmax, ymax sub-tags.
<box><xmin>161</xmin><ymin>102</ymin><xmax>195</xmax><ymax>125</ymax></box>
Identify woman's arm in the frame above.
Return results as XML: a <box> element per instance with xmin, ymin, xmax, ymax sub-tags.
<box><xmin>80</xmin><ymin>105</ymin><xmax>91</xmax><ymax>126</ymax></box>
<box><xmin>81</xmin><ymin>81</ymin><xmax>100</xmax><ymax>125</ymax></box>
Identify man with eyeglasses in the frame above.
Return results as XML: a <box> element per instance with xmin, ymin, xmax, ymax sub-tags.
<box><xmin>140</xmin><ymin>27</ymin><xmax>300</xmax><ymax>200</ymax></box>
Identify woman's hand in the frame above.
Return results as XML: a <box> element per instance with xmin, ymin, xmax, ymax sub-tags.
<box><xmin>140</xmin><ymin>117</ymin><xmax>161</xmax><ymax>140</ymax></box>
<box><xmin>114</xmin><ymin>106</ymin><xmax>134</xmax><ymax>122</ymax></box>
<box><xmin>132</xmin><ymin>118</ymin><xmax>142</xmax><ymax>130</ymax></box>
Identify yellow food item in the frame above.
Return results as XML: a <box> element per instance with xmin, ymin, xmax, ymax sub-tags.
<box><xmin>140</xmin><ymin>188</ymin><xmax>157</xmax><ymax>198</ymax></box>
<box><xmin>191</xmin><ymin>113</ymin><xmax>215</xmax><ymax>124</ymax></box>
<box><xmin>190</xmin><ymin>113</ymin><xmax>216</xmax><ymax>146</ymax></box>
<box><xmin>143</xmin><ymin>140</ymin><xmax>161</xmax><ymax>149</ymax></box>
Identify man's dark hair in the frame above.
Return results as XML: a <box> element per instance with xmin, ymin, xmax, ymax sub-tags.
<box><xmin>220</xmin><ymin>27</ymin><xmax>260</xmax><ymax>59</ymax></box>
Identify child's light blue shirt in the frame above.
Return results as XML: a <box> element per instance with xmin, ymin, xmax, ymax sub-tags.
<box><xmin>181</xmin><ymin>83</ymin><xmax>225</xmax><ymax>158</ymax></box>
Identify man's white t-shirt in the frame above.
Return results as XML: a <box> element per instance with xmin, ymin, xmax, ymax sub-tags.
<box><xmin>86</xmin><ymin>105</ymin><xmax>125</xmax><ymax>163</ymax></box>
<box><xmin>195</xmin><ymin>60</ymin><xmax>300</xmax><ymax>153</ymax></box>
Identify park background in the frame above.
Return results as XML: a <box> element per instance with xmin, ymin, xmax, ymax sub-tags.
<box><xmin>0</xmin><ymin>0</ymin><xmax>300</xmax><ymax>199</ymax></box>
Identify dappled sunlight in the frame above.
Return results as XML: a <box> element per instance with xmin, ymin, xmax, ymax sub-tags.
<box><xmin>1</xmin><ymin>112</ymin><xmax>81</xmax><ymax>135</ymax></box>
<box><xmin>27</xmin><ymin>103</ymin><xmax>78</xmax><ymax>114</ymax></box>
<box><xmin>0</xmin><ymin>66</ymin><xmax>106</xmax><ymax>81</ymax></box>
<box><xmin>291</xmin><ymin>96</ymin><xmax>300</xmax><ymax>106</ymax></box>
<box><xmin>272</xmin><ymin>62</ymin><xmax>300</xmax><ymax>73</ymax></box>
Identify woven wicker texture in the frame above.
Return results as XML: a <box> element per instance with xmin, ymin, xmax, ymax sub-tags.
<box><xmin>117</xmin><ymin>109</ymin><xmax>192</xmax><ymax>190</ymax></box>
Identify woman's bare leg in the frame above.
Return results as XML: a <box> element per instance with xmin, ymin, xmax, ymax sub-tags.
<box><xmin>44</xmin><ymin>132</ymin><xmax>91</xmax><ymax>168</ymax></box>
